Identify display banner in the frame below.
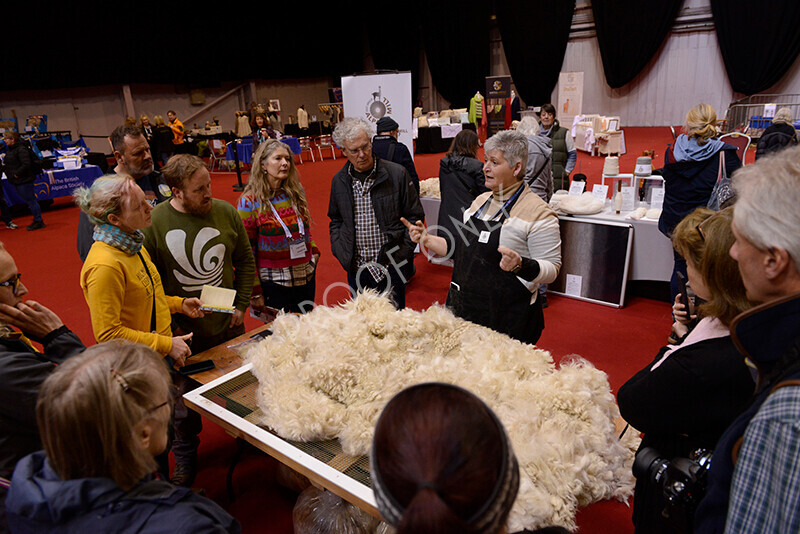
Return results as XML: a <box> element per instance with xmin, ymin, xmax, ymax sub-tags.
<box><xmin>485</xmin><ymin>75</ymin><xmax>511</xmax><ymax>138</ymax></box>
<box><xmin>558</xmin><ymin>72</ymin><xmax>584</xmax><ymax>127</ymax></box>
<box><xmin>341</xmin><ymin>72</ymin><xmax>413</xmax><ymax>159</ymax></box>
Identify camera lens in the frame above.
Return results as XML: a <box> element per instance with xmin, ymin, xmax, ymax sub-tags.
<box><xmin>633</xmin><ymin>447</ymin><xmax>669</xmax><ymax>483</ymax></box>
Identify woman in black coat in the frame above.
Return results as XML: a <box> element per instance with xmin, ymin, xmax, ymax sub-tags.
<box><xmin>658</xmin><ymin>104</ymin><xmax>741</xmax><ymax>303</ymax></box>
<box><xmin>436</xmin><ymin>129</ymin><xmax>487</xmax><ymax>254</ymax></box>
<box><xmin>755</xmin><ymin>107</ymin><xmax>798</xmax><ymax>160</ymax></box>
<box><xmin>618</xmin><ymin>207</ymin><xmax>754</xmax><ymax>534</ymax></box>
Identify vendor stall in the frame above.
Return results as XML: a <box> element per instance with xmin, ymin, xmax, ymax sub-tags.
<box><xmin>1</xmin><ymin>165</ymin><xmax>103</xmax><ymax>206</ymax></box>
<box><xmin>416</xmin><ymin>122</ymin><xmax>477</xmax><ymax>153</ymax></box>
<box><xmin>574</xmin><ymin>114</ymin><xmax>626</xmax><ymax>155</ymax></box>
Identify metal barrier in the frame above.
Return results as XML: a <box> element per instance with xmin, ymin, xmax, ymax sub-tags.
<box><xmin>723</xmin><ymin>94</ymin><xmax>800</xmax><ymax>138</ymax></box>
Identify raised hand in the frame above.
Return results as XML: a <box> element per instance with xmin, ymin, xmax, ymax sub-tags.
<box><xmin>498</xmin><ymin>246</ymin><xmax>522</xmax><ymax>272</ymax></box>
<box><xmin>0</xmin><ymin>300</ymin><xmax>64</xmax><ymax>339</ymax></box>
<box><xmin>400</xmin><ymin>217</ymin><xmax>426</xmax><ymax>245</ymax></box>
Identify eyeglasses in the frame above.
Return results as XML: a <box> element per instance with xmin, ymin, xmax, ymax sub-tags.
<box><xmin>696</xmin><ymin>206</ymin><xmax>734</xmax><ymax>241</ymax></box>
<box><xmin>343</xmin><ymin>142</ymin><xmax>371</xmax><ymax>156</ymax></box>
<box><xmin>0</xmin><ymin>273</ymin><xmax>22</xmax><ymax>295</ymax></box>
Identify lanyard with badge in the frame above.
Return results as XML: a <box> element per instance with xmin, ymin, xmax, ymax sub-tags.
<box><xmin>472</xmin><ymin>185</ymin><xmax>524</xmax><ymax>243</ymax></box>
<box><xmin>267</xmin><ymin>198</ymin><xmax>307</xmax><ymax>259</ymax></box>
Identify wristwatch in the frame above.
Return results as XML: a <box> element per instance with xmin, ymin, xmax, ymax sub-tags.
<box><xmin>511</xmin><ymin>259</ymin><xmax>522</xmax><ymax>274</ymax></box>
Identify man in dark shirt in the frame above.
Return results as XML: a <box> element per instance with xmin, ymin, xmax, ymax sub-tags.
<box><xmin>371</xmin><ymin>117</ymin><xmax>419</xmax><ymax>193</ymax></box>
<box><xmin>0</xmin><ymin>242</ymin><xmax>84</xmax><ymax>530</ymax></box>
<box><xmin>76</xmin><ymin>125</ymin><xmax>171</xmax><ymax>261</ymax></box>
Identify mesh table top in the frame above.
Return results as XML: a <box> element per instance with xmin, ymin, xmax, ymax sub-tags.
<box><xmin>198</xmin><ymin>368</ymin><xmax>372</xmax><ymax>488</ymax></box>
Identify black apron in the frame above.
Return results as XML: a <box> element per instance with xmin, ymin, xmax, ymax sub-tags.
<box><xmin>445</xmin><ymin>187</ymin><xmax>544</xmax><ymax>345</ymax></box>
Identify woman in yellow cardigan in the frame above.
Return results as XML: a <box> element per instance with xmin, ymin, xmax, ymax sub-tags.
<box><xmin>74</xmin><ymin>175</ymin><xmax>203</xmax><ymax>366</ymax></box>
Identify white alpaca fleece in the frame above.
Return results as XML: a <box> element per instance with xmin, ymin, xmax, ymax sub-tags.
<box><xmin>419</xmin><ymin>177</ymin><xmax>441</xmax><ymax>198</ymax></box>
<box><xmin>245</xmin><ymin>291</ymin><xmax>638</xmax><ymax>531</ymax></box>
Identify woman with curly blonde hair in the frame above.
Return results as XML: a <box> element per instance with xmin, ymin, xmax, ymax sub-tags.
<box><xmin>237</xmin><ymin>139</ymin><xmax>319</xmax><ymax>314</ymax></box>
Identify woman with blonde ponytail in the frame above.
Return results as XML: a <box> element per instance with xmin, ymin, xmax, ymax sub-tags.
<box><xmin>657</xmin><ymin>104</ymin><xmax>742</xmax><ymax>304</ymax></box>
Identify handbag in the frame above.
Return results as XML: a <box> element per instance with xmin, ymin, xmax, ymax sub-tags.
<box><xmin>706</xmin><ymin>151</ymin><xmax>735</xmax><ymax>211</ymax></box>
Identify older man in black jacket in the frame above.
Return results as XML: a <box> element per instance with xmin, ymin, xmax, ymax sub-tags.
<box><xmin>371</xmin><ymin>116</ymin><xmax>420</xmax><ymax>194</ymax></box>
<box><xmin>329</xmin><ymin>117</ymin><xmax>424</xmax><ymax>309</ymax></box>
<box><xmin>0</xmin><ymin>242</ymin><xmax>84</xmax><ymax>531</ymax></box>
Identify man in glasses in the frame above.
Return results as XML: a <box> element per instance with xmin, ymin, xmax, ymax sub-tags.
<box><xmin>328</xmin><ymin>117</ymin><xmax>424</xmax><ymax>309</ymax></box>
<box><xmin>0</xmin><ymin>242</ymin><xmax>84</xmax><ymax>529</ymax></box>
<box><xmin>694</xmin><ymin>144</ymin><xmax>800</xmax><ymax>533</ymax></box>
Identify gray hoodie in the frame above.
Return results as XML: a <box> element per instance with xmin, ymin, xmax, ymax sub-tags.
<box><xmin>523</xmin><ymin>135</ymin><xmax>553</xmax><ymax>202</ymax></box>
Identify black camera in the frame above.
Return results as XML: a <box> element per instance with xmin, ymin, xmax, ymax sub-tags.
<box><xmin>633</xmin><ymin>447</ymin><xmax>713</xmax><ymax>532</ymax></box>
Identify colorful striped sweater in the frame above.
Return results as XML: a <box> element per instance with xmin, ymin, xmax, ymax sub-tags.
<box><xmin>237</xmin><ymin>191</ymin><xmax>319</xmax><ymax>271</ymax></box>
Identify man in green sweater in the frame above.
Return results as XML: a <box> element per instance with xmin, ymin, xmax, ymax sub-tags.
<box><xmin>143</xmin><ymin>154</ymin><xmax>255</xmax><ymax>487</ymax></box>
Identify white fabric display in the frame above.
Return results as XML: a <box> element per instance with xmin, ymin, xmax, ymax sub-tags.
<box><xmin>441</xmin><ymin>123</ymin><xmax>462</xmax><ymax>138</ymax></box>
<box><xmin>583</xmin><ymin>128</ymin><xmax>595</xmax><ymax>151</ymax></box>
<box><xmin>571</xmin><ymin>114</ymin><xmax>586</xmax><ymax>138</ymax></box>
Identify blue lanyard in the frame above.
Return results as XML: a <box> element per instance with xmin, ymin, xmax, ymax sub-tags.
<box><xmin>474</xmin><ymin>184</ymin><xmax>524</xmax><ymax>221</ymax></box>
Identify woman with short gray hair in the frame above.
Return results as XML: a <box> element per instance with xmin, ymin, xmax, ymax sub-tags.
<box><xmin>404</xmin><ymin>130</ymin><xmax>561</xmax><ymax>344</ymax></box>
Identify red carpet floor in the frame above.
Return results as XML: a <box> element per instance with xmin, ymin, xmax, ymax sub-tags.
<box><xmin>6</xmin><ymin>127</ymin><xmax>748</xmax><ymax>533</ymax></box>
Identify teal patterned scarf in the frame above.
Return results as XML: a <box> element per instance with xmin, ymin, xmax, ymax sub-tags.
<box><xmin>93</xmin><ymin>223</ymin><xmax>144</xmax><ymax>256</ymax></box>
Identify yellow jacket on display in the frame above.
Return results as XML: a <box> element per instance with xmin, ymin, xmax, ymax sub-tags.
<box><xmin>80</xmin><ymin>241</ymin><xmax>184</xmax><ymax>355</ymax></box>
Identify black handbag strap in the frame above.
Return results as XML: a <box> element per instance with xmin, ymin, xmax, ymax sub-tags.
<box><xmin>137</xmin><ymin>252</ymin><xmax>157</xmax><ymax>332</ymax></box>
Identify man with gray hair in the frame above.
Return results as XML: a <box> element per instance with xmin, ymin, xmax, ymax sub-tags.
<box><xmin>328</xmin><ymin>117</ymin><xmax>424</xmax><ymax>309</ymax></box>
<box><xmin>694</xmin><ymin>144</ymin><xmax>800</xmax><ymax>533</ymax></box>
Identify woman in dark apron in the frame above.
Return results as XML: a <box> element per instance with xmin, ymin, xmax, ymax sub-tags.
<box><xmin>403</xmin><ymin>130</ymin><xmax>561</xmax><ymax>345</ymax></box>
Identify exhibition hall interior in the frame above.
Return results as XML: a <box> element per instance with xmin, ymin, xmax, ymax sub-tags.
<box><xmin>2</xmin><ymin>0</ymin><xmax>800</xmax><ymax>533</ymax></box>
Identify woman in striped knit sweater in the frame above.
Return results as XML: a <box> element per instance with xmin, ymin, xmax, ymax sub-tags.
<box><xmin>237</xmin><ymin>139</ymin><xmax>319</xmax><ymax>314</ymax></box>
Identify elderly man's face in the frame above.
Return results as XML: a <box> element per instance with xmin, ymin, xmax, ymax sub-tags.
<box><xmin>343</xmin><ymin>131</ymin><xmax>374</xmax><ymax>173</ymax></box>
<box><xmin>730</xmin><ymin>221</ymin><xmax>772</xmax><ymax>303</ymax></box>
<box><xmin>0</xmin><ymin>250</ymin><xmax>27</xmax><ymax>308</ymax></box>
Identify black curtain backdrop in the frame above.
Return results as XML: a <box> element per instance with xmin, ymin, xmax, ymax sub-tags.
<box><xmin>496</xmin><ymin>0</ymin><xmax>574</xmax><ymax>106</ymax></box>
<box><xmin>4</xmin><ymin>5</ymin><xmax>363</xmax><ymax>90</ymax></box>
<box><xmin>711</xmin><ymin>0</ymin><xmax>800</xmax><ymax>95</ymax></box>
<box><xmin>421</xmin><ymin>4</ymin><xmax>492</xmax><ymax>108</ymax></box>
<box><xmin>592</xmin><ymin>0</ymin><xmax>683</xmax><ymax>89</ymax></box>
<box><xmin>364</xmin><ymin>9</ymin><xmax>422</xmax><ymax>105</ymax></box>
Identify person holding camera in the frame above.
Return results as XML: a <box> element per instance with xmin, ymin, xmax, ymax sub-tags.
<box><xmin>617</xmin><ymin>207</ymin><xmax>755</xmax><ymax>533</ymax></box>
<box><xmin>694</xmin><ymin>145</ymin><xmax>800</xmax><ymax>533</ymax></box>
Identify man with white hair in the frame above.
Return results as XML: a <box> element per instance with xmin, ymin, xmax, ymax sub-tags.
<box><xmin>694</xmin><ymin>144</ymin><xmax>800</xmax><ymax>533</ymax></box>
<box><xmin>328</xmin><ymin>117</ymin><xmax>424</xmax><ymax>309</ymax></box>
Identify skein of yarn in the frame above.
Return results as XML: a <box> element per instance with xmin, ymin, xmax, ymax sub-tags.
<box><xmin>603</xmin><ymin>156</ymin><xmax>619</xmax><ymax>176</ymax></box>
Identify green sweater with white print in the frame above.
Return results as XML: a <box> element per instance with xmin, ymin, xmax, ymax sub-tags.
<box><xmin>143</xmin><ymin>198</ymin><xmax>255</xmax><ymax>342</ymax></box>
